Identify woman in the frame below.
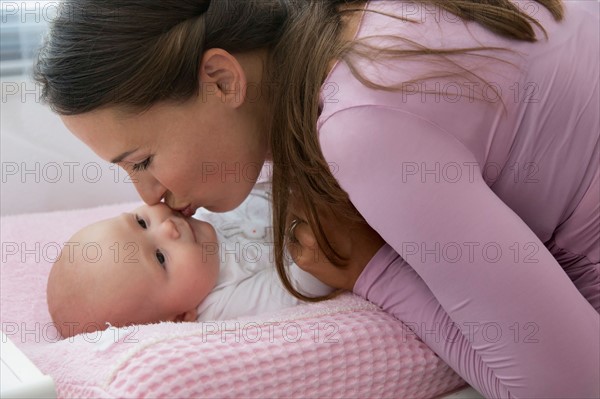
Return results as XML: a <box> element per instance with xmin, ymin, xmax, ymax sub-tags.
<box><xmin>34</xmin><ymin>0</ymin><xmax>598</xmax><ymax>397</ymax></box>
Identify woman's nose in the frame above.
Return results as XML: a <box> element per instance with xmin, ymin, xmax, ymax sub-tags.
<box><xmin>131</xmin><ymin>172</ymin><xmax>167</xmax><ymax>206</ymax></box>
<box><xmin>159</xmin><ymin>218</ymin><xmax>180</xmax><ymax>240</ymax></box>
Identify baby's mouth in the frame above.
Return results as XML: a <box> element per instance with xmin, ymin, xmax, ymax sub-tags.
<box><xmin>183</xmin><ymin>217</ymin><xmax>198</xmax><ymax>243</ymax></box>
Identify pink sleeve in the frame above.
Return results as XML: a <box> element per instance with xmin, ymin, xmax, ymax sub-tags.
<box><xmin>319</xmin><ymin>105</ymin><xmax>600</xmax><ymax>398</ymax></box>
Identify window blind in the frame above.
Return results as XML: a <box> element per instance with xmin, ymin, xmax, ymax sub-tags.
<box><xmin>1</xmin><ymin>1</ymin><xmax>55</xmax><ymax>78</ymax></box>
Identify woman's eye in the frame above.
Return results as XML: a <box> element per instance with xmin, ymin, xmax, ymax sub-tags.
<box><xmin>155</xmin><ymin>250</ymin><xmax>166</xmax><ymax>268</ymax></box>
<box><xmin>132</xmin><ymin>156</ymin><xmax>153</xmax><ymax>172</ymax></box>
<box><xmin>135</xmin><ymin>215</ymin><xmax>147</xmax><ymax>229</ymax></box>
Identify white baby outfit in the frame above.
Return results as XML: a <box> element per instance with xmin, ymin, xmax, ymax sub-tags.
<box><xmin>194</xmin><ymin>182</ymin><xmax>334</xmax><ymax>321</ymax></box>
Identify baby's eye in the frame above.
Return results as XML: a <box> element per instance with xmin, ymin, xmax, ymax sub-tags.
<box><xmin>135</xmin><ymin>215</ymin><xmax>147</xmax><ymax>229</ymax></box>
<box><xmin>155</xmin><ymin>250</ymin><xmax>166</xmax><ymax>268</ymax></box>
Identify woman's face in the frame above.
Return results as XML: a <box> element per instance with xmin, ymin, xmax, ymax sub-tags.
<box><xmin>60</xmin><ymin>49</ymin><xmax>270</xmax><ymax>214</ymax></box>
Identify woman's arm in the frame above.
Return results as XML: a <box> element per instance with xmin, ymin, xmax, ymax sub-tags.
<box><xmin>316</xmin><ymin>105</ymin><xmax>600</xmax><ymax>398</ymax></box>
<box><xmin>286</xmin><ymin>193</ymin><xmax>385</xmax><ymax>292</ymax></box>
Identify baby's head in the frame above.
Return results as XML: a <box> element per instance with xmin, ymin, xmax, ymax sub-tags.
<box><xmin>47</xmin><ymin>203</ymin><xmax>220</xmax><ymax>338</ymax></box>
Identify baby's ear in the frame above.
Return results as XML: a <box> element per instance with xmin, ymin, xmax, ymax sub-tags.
<box><xmin>174</xmin><ymin>309</ymin><xmax>198</xmax><ymax>323</ymax></box>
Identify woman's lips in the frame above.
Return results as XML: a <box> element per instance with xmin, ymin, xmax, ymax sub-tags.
<box><xmin>180</xmin><ymin>205</ymin><xmax>195</xmax><ymax>218</ymax></box>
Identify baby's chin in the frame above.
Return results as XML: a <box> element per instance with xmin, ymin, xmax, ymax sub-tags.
<box><xmin>187</xmin><ymin>217</ymin><xmax>218</xmax><ymax>245</ymax></box>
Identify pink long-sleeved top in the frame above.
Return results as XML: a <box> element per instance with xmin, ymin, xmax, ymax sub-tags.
<box><xmin>316</xmin><ymin>1</ymin><xmax>599</xmax><ymax>398</ymax></box>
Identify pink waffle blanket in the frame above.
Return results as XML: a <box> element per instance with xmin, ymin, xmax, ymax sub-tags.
<box><xmin>0</xmin><ymin>202</ymin><xmax>468</xmax><ymax>398</ymax></box>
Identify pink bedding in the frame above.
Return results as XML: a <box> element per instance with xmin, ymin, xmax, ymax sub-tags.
<box><xmin>0</xmin><ymin>202</ymin><xmax>469</xmax><ymax>398</ymax></box>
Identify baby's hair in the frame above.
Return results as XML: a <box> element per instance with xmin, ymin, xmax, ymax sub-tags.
<box><xmin>47</xmin><ymin>246</ymin><xmax>100</xmax><ymax>338</ymax></box>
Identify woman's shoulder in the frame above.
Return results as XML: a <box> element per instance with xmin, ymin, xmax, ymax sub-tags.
<box><xmin>318</xmin><ymin>0</ymin><xmax>594</xmax><ymax>144</ymax></box>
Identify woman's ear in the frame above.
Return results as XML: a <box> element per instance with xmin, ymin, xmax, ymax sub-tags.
<box><xmin>199</xmin><ymin>48</ymin><xmax>246</xmax><ymax>107</ymax></box>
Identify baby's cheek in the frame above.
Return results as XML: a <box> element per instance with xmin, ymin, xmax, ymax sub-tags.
<box><xmin>204</xmin><ymin>250</ymin><xmax>220</xmax><ymax>288</ymax></box>
<box><xmin>188</xmin><ymin>246</ymin><xmax>220</xmax><ymax>289</ymax></box>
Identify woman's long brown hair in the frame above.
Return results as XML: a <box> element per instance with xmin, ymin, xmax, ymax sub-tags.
<box><xmin>34</xmin><ymin>0</ymin><xmax>564</xmax><ymax>302</ymax></box>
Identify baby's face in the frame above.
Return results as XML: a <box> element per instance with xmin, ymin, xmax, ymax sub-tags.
<box><xmin>48</xmin><ymin>203</ymin><xmax>220</xmax><ymax>336</ymax></box>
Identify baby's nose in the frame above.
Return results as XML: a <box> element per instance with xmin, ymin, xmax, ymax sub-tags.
<box><xmin>160</xmin><ymin>218</ymin><xmax>181</xmax><ymax>240</ymax></box>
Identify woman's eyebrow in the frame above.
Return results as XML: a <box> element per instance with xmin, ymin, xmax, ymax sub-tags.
<box><xmin>111</xmin><ymin>148</ymin><xmax>139</xmax><ymax>164</ymax></box>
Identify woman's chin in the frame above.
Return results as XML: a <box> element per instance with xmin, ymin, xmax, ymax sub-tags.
<box><xmin>206</xmin><ymin>188</ymin><xmax>254</xmax><ymax>213</ymax></box>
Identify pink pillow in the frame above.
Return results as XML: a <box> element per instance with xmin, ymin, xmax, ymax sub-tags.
<box><xmin>0</xmin><ymin>202</ymin><xmax>468</xmax><ymax>398</ymax></box>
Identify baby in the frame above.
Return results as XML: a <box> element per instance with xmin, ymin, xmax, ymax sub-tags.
<box><xmin>47</xmin><ymin>199</ymin><xmax>333</xmax><ymax>339</ymax></box>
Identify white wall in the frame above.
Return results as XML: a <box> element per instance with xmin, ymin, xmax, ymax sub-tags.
<box><xmin>1</xmin><ymin>76</ymin><xmax>140</xmax><ymax>215</ymax></box>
